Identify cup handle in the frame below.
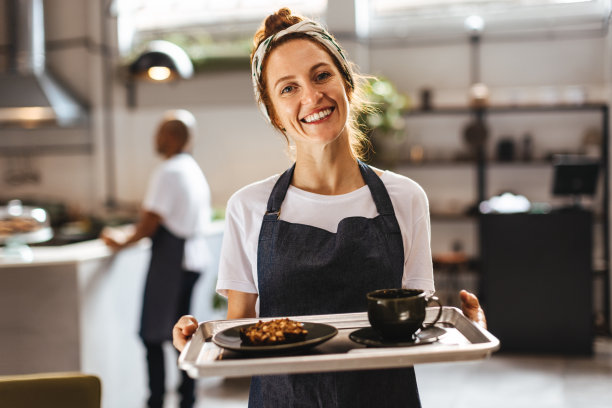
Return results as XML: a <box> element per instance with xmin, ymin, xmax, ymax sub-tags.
<box><xmin>423</xmin><ymin>296</ymin><xmax>443</xmax><ymax>329</ymax></box>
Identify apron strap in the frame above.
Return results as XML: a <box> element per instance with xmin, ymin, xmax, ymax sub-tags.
<box><xmin>358</xmin><ymin>161</ymin><xmax>402</xmax><ymax>234</ymax></box>
<box><xmin>264</xmin><ymin>163</ymin><xmax>296</xmax><ymax>220</ymax></box>
<box><xmin>357</xmin><ymin>161</ymin><xmax>394</xmax><ymax>215</ymax></box>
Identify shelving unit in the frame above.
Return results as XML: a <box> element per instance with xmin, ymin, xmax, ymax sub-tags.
<box><xmin>383</xmin><ymin>102</ymin><xmax>609</xmax><ymax>331</ymax></box>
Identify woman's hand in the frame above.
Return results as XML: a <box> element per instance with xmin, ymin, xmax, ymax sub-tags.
<box><xmin>172</xmin><ymin>315</ymin><xmax>199</xmax><ymax>352</ymax></box>
<box><xmin>460</xmin><ymin>290</ymin><xmax>487</xmax><ymax>329</ymax></box>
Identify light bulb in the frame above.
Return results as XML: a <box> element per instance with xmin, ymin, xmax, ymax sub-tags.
<box><xmin>464</xmin><ymin>15</ymin><xmax>485</xmax><ymax>34</ymax></box>
<box><xmin>147</xmin><ymin>66</ymin><xmax>172</xmax><ymax>81</ymax></box>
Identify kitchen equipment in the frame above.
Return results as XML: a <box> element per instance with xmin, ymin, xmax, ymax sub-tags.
<box><xmin>0</xmin><ymin>199</ymin><xmax>52</xmax><ymax>261</ymax></box>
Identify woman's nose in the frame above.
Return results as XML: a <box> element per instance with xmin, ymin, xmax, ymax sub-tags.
<box><xmin>301</xmin><ymin>83</ymin><xmax>322</xmax><ymax>105</ymax></box>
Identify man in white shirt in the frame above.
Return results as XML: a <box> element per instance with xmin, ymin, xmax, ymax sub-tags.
<box><xmin>102</xmin><ymin>110</ymin><xmax>211</xmax><ymax>408</ymax></box>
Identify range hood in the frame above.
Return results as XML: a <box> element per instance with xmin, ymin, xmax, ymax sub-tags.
<box><xmin>0</xmin><ymin>0</ymin><xmax>87</xmax><ymax>128</ymax></box>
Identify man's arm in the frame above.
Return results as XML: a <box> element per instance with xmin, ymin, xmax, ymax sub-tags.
<box><xmin>101</xmin><ymin>210</ymin><xmax>161</xmax><ymax>250</ymax></box>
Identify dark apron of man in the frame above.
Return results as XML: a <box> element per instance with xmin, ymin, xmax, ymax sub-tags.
<box><xmin>140</xmin><ymin>225</ymin><xmax>199</xmax><ymax>343</ymax></box>
<box><xmin>249</xmin><ymin>162</ymin><xmax>422</xmax><ymax>408</ymax></box>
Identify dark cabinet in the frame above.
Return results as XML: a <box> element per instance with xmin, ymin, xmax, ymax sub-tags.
<box><xmin>392</xmin><ymin>103</ymin><xmax>609</xmax><ymax>333</ymax></box>
<box><xmin>479</xmin><ymin>210</ymin><xmax>593</xmax><ymax>354</ymax></box>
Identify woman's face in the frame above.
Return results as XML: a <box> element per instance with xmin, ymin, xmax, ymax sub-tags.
<box><xmin>264</xmin><ymin>38</ymin><xmax>349</xmax><ymax>148</ymax></box>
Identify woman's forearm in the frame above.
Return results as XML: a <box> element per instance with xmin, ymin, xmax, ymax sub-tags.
<box><xmin>227</xmin><ymin>290</ymin><xmax>258</xmax><ymax>319</ymax></box>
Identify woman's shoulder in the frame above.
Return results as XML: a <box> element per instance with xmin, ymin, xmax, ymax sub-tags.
<box><xmin>227</xmin><ymin>173</ymin><xmax>281</xmax><ymax>213</ymax></box>
<box><xmin>379</xmin><ymin>169</ymin><xmax>427</xmax><ymax>198</ymax></box>
<box><xmin>378</xmin><ymin>169</ymin><xmax>430</xmax><ymax>221</ymax></box>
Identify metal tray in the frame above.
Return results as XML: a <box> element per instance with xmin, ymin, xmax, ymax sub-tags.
<box><xmin>178</xmin><ymin>307</ymin><xmax>500</xmax><ymax>379</ymax></box>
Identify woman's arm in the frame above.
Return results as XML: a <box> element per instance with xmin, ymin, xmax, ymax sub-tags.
<box><xmin>227</xmin><ymin>290</ymin><xmax>258</xmax><ymax>319</ymax></box>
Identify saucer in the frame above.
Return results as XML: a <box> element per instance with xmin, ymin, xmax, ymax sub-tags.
<box><xmin>349</xmin><ymin>326</ymin><xmax>446</xmax><ymax>348</ymax></box>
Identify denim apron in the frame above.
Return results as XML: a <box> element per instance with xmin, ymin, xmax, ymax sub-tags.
<box><xmin>249</xmin><ymin>162</ymin><xmax>422</xmax><ymax>408</ymax></box>
<box><xmin>139</xmin><ymin>225</ymin><xmax>199</xmax><ymax>343</ymax></box>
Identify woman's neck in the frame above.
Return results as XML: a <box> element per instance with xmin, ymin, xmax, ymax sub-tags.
<box><xmin>292</xmin><ymin>141</ymin><xmax>364</xmax><ymax>195</ymax></box>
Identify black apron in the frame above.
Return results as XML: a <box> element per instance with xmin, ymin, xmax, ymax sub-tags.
<box><xmin>249</xmin><ymin>162</ymin><xmax>422</xmax><ymax>408</ymax></box>
<box><xmin>139</xmin><ymin>225</ymin><xmax>199</xmax><ymax>343</ymax></box>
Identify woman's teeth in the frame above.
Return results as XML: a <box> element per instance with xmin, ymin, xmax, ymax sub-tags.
<box><xmin>303</xmin><ymin>108</ymin><xmax>332</xmax><ymax>123</ymax></box>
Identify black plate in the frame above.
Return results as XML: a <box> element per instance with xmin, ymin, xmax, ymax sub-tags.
<box><xmin>213</xmin><ymin>322</ymin><xmax>338</xmax><ymax>355</ymax></box>
<box><xmin>349</xmin><ymin>326</ymin><xmax>446</xmax><ymax>348</ymax></box>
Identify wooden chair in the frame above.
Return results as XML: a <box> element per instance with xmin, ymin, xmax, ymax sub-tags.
<box><xmin>0</xmin><ymin>372</ymin><xmax>101</xmax><ymax>408</ymax></box>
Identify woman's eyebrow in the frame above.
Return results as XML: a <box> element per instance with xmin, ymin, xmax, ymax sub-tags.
<box><xmin>310</xmin><ymin>62</ymin><xmax>331</xmax><ymax>73</ymax></box>
<box><xmin>274</xmin><ymin>74</ymin><xmax>295</xmax><ymax>89</ymax></box>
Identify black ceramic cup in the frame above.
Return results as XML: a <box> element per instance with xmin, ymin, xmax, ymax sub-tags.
<box><xmin>367</xmin><ymin>288</ymin><xmax>443</xmax><ymax>341</ymax></box>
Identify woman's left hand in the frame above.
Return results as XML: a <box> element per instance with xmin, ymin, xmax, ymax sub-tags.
<box><xmin>460</xmin><ymin>289</ymin><xmax>487</xmax><ymax>329</ymax></box>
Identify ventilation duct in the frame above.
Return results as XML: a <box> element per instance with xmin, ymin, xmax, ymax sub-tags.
<box><xmin>0</xmin><ymin>0</ymin><xmax>88</xmax><ymax>128</ymax></box>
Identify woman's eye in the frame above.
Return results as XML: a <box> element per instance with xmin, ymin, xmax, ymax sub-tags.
<box><xmin>316</xmin><ymin>72</ymin><xmax>331</xmax><ymax>81</ymax></box>
<box><xmin>281</xmin><ymin>85</ymin><xmax>294</xmax><ymax>94</ymax></box>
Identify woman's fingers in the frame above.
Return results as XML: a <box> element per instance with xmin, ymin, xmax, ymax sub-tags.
<box><xmin>172</xmin><ymin>315</ymin><xmax>199</xmax><ymax>352</ymax></box>
<box><xmin>459</xmin><ymin>290</ymin><xmax>487</xmax><ymax>329</ymax></box>
<box><xmin>460</xmin><ymin>289</ymin><xmax>479</xmax><ymax>308</ymax></box>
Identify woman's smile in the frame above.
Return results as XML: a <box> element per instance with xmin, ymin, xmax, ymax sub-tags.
<box><xmin>301</xmin><ymin>107</ymin><xmax>335</xmax><ymax>124</ymax></box>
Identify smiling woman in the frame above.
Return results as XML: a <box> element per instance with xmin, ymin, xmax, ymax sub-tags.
<box><xmin>250</xmin><ymin>15</ymin><xmax>371</xmax><ymax>162</ymax></box>
<box><xmin>172</xmin><ymin>7</ymin><xmax>486</xmax><ymax>408</ymax></box>
<box><xmin>265</xmin><ymin>41</ymin><xmax>350</xmax><ymax>149</ymax></box>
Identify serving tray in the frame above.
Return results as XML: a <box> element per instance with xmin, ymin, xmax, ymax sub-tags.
<box><xmin>178</xmin><ymin>307</ymin><xmax>499</xmax><ymax>379</ymax></box>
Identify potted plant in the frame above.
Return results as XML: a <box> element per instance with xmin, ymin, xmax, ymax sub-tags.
<box><xmin>359</xmin><ymin>77</ymin><xmax>411</xmax><ymax>166</ymax></box>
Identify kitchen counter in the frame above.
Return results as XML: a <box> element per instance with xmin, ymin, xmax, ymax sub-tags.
<box><xmin>0</xmin><ymin>236</ymin><xmax>116</xmax><ymax>267</ymax></box>
<box><xmin>0</xmin><ymin>221</ymin><xmax>225</xmax><ymax>408</ymax></box>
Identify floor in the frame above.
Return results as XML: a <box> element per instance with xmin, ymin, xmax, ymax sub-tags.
<box><xmin>164</xmin><ymin>337</ymin><xmax>612</xmax><ymax>408</ymax></box>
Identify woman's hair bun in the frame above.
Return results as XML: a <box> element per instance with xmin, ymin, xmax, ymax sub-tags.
<box><xmin>262</xmin><ymin>8</ymin><xmax>302</xmax><ymax>38</ymax></box>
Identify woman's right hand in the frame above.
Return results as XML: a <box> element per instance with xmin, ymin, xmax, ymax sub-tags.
<box><xmin>172</xmin><ymin>315</ymin><xmax>199</xmax><ymax>352</ymax></box>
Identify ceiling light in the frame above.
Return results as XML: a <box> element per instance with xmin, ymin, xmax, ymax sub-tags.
<box><xmin>129</xmin><ymin>40</ymin><xmax>193</xmax><ymax>82</ymax></box>
<box><xmin>464</xmin><ymin>15</ymin><xmax>485</xmax><ymax>34</ymax></box>
<box><xmin>126</xmin><ymin>40</ymin><xmax>194</xmax><ymax>107</ymax></box>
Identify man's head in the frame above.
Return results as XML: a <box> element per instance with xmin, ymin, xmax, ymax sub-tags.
<box><xmin>155</xmin><ymin>109</ymin><xmax>197</xmax><ymax>158</ymax></box>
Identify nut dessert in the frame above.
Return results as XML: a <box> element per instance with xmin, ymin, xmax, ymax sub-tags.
<box><xmin>240</xmin><ymin>318</ymin><xmax>309</xmax><ymax>346</ymax></box>
<box><xmin>0</xmin><ymin>217</ymin><xmax>42</xmax><ymax>236</ymax></box>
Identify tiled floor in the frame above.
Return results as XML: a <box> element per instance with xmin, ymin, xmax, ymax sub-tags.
<box><xmin>416</xmin><ymin>337</ymin><xmax>612</xmax><ymax>408</ymax></box>
<box><xmin>165</xmin><ymin>336</ymin><xmax>612</xmax><ymax>408</ymax></box>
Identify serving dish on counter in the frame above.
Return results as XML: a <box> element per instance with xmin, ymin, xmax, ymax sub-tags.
<box><xmin>178</xmin><ymin>307</ymin><xmax>500</xmax><ymax>379</ymax></box>
<box><xmin>0</xmin><ymin>200</ymin><xmax>52</xmax><ymax>261</ymax></box>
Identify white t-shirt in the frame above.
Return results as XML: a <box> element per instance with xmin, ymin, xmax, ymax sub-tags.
<box><xmin>143</xmin><ymin>153</ymin><xmax>212</xmax><ymax>272</ymax></box>
<box><xmin>216</xmin><ymin>169</ymin><xmax>434</xmax><ymax>315</ymax></box>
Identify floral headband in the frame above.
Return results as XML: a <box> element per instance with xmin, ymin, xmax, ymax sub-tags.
<box><xmin>251</xmin><ymin>19</ymin><xmax>355</xmax><ymax>123</ymax></box>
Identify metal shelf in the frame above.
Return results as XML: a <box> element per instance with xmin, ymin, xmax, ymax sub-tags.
<box><xmin>403</xmin><ymin>103</ymin><xmax>608</xmax><ymax>117</ymax></box>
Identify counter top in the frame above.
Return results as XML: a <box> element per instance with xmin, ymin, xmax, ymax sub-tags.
<box><xmin>0</xmin><ymin>238</ymin><xmax>118</xmax><ymax>267</ymax></box>
<box><xmin>0</xmin><ymin>220</ymin><xmax>224</xmax><ymax>268</ymax></box>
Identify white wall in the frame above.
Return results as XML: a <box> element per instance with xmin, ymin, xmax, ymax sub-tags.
<box><xmin>2</xmin><ymin>1</ymin><xmax>608</xmax><ymax>210</ymax></box>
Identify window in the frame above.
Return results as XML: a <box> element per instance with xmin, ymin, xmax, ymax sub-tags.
<box><xmin>363</xmin><ymin>0</ymin><xmax>611</xmax><ymax>41</ymax></box>
<box><xmin>117</xmin><ymin>0</ymin><xmax>327</xmax><ymax>70</ymax></box>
